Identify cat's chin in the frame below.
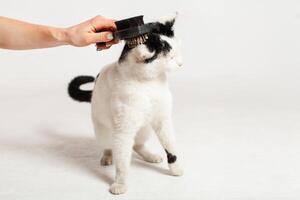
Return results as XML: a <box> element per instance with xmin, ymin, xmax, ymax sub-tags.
<box><xmin>165</xmin><ymin>59</ymin><xmax>182</xmax><ymax>73</ymax></box>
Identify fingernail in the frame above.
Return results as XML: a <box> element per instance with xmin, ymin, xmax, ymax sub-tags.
<box><xmin>107</xmin><ymin>33</ymin><xmax>113</xmax><ymax>40</ymax></box>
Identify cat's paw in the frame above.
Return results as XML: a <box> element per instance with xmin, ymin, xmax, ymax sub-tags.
<box><xmin>100</xmin><ymin>155</ymin><xmax>112</xmax><ymax>166</ymax></box>
<box><xmin>144</xmin><ymin>154</ymin><xmax>163</xmax><ymax>163</ymax></box>
<box><xmin>109</xmin><ymin>183</ymin><xmax>127</xmax><ymax>195</ymax></box>
<box><xmin>169</xmin><ymin>164</ymin><xmax>184</xmax><ymax>176</ymax></box>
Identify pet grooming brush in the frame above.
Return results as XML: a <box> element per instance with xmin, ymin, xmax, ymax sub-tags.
<box><xmin>114</xmin><ymin>15</ymin><xmax>158</xmax><ymax>48</ymax></box>
<box><xmin>98</xmin><ymin>15</ymin><xmax>158</xmax><ymax>48</ymax></box>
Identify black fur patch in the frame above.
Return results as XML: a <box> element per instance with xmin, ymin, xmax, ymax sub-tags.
<box><xmin>118</xmin><ymin>44</ymin><xmax>132</xmax><ymax>63</ymax></box>
<box><xmin>118</xmin><ymin>19</ymin><xmax>174</xmax><ymax>64</ymax></box>
<box><xmin>165</xmin><ymin>149</ymin><xmax>177</xmax><ymax>164</ymax></box>
<box><xmin>118</xmin><ymin>34</ymin><xmax>171</xmax><ymax>64</ymax></box>
<box><xmin>151</xmin><ymin>20</ymin><xmax>175</xmax><ymax>37</ymax></box>
<box><xmin>68</xmin><ymin>76</ymin><xmax>95</xmax><ymax>102</ymax></box>
<box><xmin>144</xmin><ymin>33</ymin><xmax>171</xmax><ymax>63</ymax></box>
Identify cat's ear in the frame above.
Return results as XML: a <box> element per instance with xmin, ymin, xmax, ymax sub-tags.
<box><xmin>158</xmin><ymin>12</ymin><xmax>178</xmax><ymax>26</ymax></box>
<box><xmin>155</xmin><ymin>12</ymin><xmax>178</xmax><ymax>37</ymax></box>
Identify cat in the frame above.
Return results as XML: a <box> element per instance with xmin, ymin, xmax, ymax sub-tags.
<box><xmin>68</xmin><ymin>13</ymin><xmax>183</xmax><ymax>195</ymax></box>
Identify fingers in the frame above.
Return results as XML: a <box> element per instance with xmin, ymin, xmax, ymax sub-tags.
<box><xmin>88</xmin><ymin>15</ymin><xmax>119</xmax><ymax>49</ymax></box>
<box><xmin>87</xmin><ymin>31</ymin><xmax>115</xmax><ymax>44</ymax></box>
<box><xmin>96</xmin><ymin>39</ymin><xmax>120</xmax><ymax>51</ymax></box>
<box><xmin>91</xmin><ymin>15</ymin><xmax>117</xmax><ymax>32</ymax></box>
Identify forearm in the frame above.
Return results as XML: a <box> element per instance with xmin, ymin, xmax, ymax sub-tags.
<box><xmin>0</xmin><ymin>16</ymin><xmax>68</xmax><ymax>50</ymax></box>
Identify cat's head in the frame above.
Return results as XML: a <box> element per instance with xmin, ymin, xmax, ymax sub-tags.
<box><xmin>118</xmin><ymin>13</ymin><xmax>183</xmax><ymax>71</ymax></box>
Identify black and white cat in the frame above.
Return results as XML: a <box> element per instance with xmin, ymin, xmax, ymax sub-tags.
<box><xmin>68</xmin><ymin>13</ymin><xmax>183</xmax><ymax>195</ymax></box>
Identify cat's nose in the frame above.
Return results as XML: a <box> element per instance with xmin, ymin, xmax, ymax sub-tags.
<box><xmin>177</xmin><ymin>62</ymin><xmax>183</xmax><ymax>67</ymax></box>
<box><xmin>169</xmin><ymin>54</ymin><xmax>183</xmax><ymax>67</ymax></box>
<box><xmin>175</xmin><ymin>58</ymin><xmax>183</xmax><ymax>67</ymax></box>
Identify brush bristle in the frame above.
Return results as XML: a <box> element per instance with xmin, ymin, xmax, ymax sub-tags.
<box><xmin>126</xmin><ymin>34</ymin><xmax>149</xmax><ymax>48</ymax></box>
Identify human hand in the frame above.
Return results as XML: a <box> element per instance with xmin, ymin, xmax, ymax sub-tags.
<box><xmin>65</xmin><ymin>15</ymin><xmax>119</xmax><ymax>50</ymax></box>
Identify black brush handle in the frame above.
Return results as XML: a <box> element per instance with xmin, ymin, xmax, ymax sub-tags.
<box><xmin>95</xmin><ymin>16</ymin><xmax>143</xmax><ymax>48</ymax></box>
<box><xmin>115</xmin><ymin>15</ymin><xmax>144</xmax><ymax>30</ymax></box>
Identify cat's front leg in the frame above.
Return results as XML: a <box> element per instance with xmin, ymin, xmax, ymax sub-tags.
<box><xmin>110</xmin><ymin>107</ymin><xmax>144</xmax><ymax>195</ymax></box>
<box><xmin>154</xmin><ymin>119</ymin><xmax>183</xmax><ymax>176</ymax></box>
<box><xmin>110</xmin><ymin>133</ymin><xmax>135</xmax><ymax>195</ymax></box>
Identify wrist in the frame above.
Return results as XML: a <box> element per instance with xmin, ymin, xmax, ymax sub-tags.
<box><xmin>50</xmin><ymin>27</ymin><xmax>69</xmax><ymax>46</ymax></box>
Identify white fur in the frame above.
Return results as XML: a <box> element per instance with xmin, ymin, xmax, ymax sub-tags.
<box><xmin>91</xmin><ymin>16</ymin><xmax>183</xmax><ymax>195</ymax></box>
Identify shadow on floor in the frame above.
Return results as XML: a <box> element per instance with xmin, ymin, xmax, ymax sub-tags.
<box><xmin>1</xmin><ymin>126</ymin><xmax>169</xmax><ymax>185</ymax></box>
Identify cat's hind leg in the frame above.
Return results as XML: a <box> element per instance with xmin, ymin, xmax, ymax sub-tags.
<box><xmin>100</xmin><ymin>149</ymin><xmax>112</xmax><ymax>166</ymax></box>
<box><xmin>133</xmin><ymin>125</ymin><xmax>163</xmax><ymax>163</ymax></box>
<box><xmin>92</xmin><ymin>119</ymin><xmax>113</xmax><ymax>166</ymax></box>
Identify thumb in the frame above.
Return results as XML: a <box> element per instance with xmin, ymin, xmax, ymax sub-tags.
<box><xmin>88</xmin><ymin>31</ymin><xmax>114</xmax><ymax>44</ymax></box>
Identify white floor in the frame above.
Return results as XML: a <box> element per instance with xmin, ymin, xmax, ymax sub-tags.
<box><xmin>0</xmin><ymin>76</ymin><xmax>300</xmax><ymax>200</ymax></box>
<box><xmin>0</xmin><ymin>0</ymin><xmax>299</xmax><ymax>198</ymax></box>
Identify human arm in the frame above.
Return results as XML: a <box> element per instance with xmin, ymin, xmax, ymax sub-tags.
<box><xmin>0</xmin><ymin>15</ymin><xmax>118</xmax><ymax>50</ymax></box>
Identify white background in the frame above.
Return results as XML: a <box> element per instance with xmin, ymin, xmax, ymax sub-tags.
<box><xmin>0</xmin><ymin>0</ymin><xmax>300</xmax><ymax>199</ymax></box>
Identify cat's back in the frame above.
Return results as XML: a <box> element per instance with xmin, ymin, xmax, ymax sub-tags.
<box><xmin>92</xmin><ymin>62</ymin><xmax>118</xmax><ymax>104</ymax></box>
<box><xmin>95</xmin><ymin>62</ymin><xmax>118</xmax><ymax>85</ymax></box>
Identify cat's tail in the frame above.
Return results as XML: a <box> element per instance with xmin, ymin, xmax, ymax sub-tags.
<box><xmin>68</xmin><ymin>75</ymin><xmax>95</xmax><ymax>103</ymax></box>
